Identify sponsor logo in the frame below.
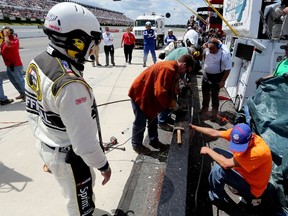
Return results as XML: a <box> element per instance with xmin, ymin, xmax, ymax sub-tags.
<box><xmin>48</xmin><ymin>24</ymin><xmax>62</xmax><ymax>32</ymax></box>
<box><xmin>75</xmin><ymin>97</ymin><xmax>87</xmax><ymax>105</ymax></box>
<box><xmin>26</xmin><ymin>95</ymin><xmax>66</xmax><ymax>131</ymax></box>
<box><xmin>26</xmin><ymin>97</ymin><xmax>51</xmax><ymax>124</ymax></box>
<box><xmin>46</xmin><ymin>13</ymin><xmax>57</xmax><ymax>21</ymax></box>
<box><xmin>62</xmin><ymin>60</ymin><xmax>73</xmax><ymax>74</ymax></box>
<box><xmin>78</xmin><ymin>186</ymin><xmax>90</xmax><ymax>210</ymax></box>
<box><xmin>232</xmin><ymin>134</ymin><xmax>240</xmax><ymax>143</ymax></box>
<box><xmin>27</xmin><ymin>64</ymin><xmax>42</xmax><ymax>101</ymax></box>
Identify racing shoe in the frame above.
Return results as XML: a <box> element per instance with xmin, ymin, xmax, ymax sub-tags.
<box><xmin>133</xmin><ymin>145</ymin><xmax>152</xmax><ymax>155</ymax></box>
<box><xmin>149</xmin><ymin>141</ymin><xmax>169</xmax><ymax>151</ymax></box>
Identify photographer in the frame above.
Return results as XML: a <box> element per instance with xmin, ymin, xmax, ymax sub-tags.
<box><xmin>0</xmin><ymin>26</ymin><xmax>25</xmax><ymax>101</ymax></box>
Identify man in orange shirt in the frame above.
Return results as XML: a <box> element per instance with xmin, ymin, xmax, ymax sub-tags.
<box><xmin>190</xmin><ymin>123</ymin><xmax>272</xmax><ymax>208</ymax></box>
<box><xmin>129</xmin><ymin>54</ymin><xmax>195</xmax><ymax>155</ymax></box>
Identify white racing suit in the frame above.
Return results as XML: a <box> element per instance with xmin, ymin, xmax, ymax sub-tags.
<box><xmin>25</xmin><ymin>46</ymin><xmax>109</xmax><ymax>216</ymax></box>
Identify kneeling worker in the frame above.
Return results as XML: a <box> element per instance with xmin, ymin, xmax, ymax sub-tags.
<box><xmin>190</xmin><ymin>123</ymin><xmax>272</xmax><ymax>209</ymax></box>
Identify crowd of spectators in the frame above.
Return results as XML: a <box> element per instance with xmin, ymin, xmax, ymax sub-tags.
<box><xmin>0</xmin><ymin>0</ymin><xmax>133</xmax><ymax>26</ymax></box>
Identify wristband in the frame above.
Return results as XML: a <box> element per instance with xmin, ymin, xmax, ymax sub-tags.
<box><xmin>101</xmin><ymin>167</ymin><xmax>110</xmax><ymax>174</ymax></box>
<box><xmin>99</xmin><ymin>162</ymin><xmax>109</xmax><ymax>173</ymax></box>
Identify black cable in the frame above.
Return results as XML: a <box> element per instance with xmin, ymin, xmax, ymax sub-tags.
<box><xmin>104</xmin><ymin>115</ymin><xmax>158</xmax><ymax>153</ymax></box>
<box><xmin>191</xmin><ymin>90</ymin><xmax>206</xmax><ymax>215</ymax></box>
<box><xmin>0</xmin><ymin>121</ymin><xmax>28</xmax><ymax>130</ymax></box>
<box><xmin>96</xmin><ymin>99</ymin><xmax>130</xmax><ymax>107</ymax></box>
<box><xmin>94</xmin><ymin>97</ymin><xmax>162</xmax><ymax>153</ymax></box>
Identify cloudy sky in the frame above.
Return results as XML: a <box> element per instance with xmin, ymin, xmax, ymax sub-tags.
<box><xmin>73</xmin><ymin>0</ymin><xmax>207</xmax><ymax>25</ymax></box>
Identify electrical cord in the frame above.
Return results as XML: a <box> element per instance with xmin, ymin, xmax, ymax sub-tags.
<box><xmin>189</xmin><ymin>90</ymin><xmax>207</xmax><ymax>216</ymax></box>
<box><xmin>193</xmin><ymin>94</ymin><xmax>238</xmax><ymax>214</ymax></box>
<box><xmin>219</xmin><ymin>96</ymin><xmax>238</xmax><ymax>129</ymax></box>
<box><xmin>96</xmin><ymin>98</ymin><xmax>130</xmax><ymax>107</ymax></box>
<box><xmin>0</xmin><ymin>121</ymin><xmax>28</xmax><ymax>130</ymax></box>
<box><xmin>104</xmin><ymin>115</ymin><xmax>158</xmax><ymax>153</ymax></box>
<box><xmin>186</xmin><ymin>89</ymin><xmax>205</xmax><ymax>215</ymax></box>
<box><xmin>0</xmin><ymin>98</ymin><xmax>164</xmax><ymax>154</ymax></box>
<box><xmin>0</xmin><ymin>99</ymin><xmax>131</xmax><ymax>131</ymax></box>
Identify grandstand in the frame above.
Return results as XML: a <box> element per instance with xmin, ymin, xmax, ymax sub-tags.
<box><xmin>0</xmin><ymin>0</ymin><xmax>133</xmax><ymax>26</ymax></box>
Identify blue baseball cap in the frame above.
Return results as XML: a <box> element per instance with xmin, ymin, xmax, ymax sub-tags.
<box><xmin>229</xmin><ymin>123</ymin><xmax>252</xmax><ymax>153</ymax></box>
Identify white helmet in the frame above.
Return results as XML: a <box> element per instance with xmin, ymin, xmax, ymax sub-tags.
<box><xmin>43</xmin><ymin>2</ymin><xmax>102</xmax><ymax>63</ymax></box>
<box><xmin>183</xmin><ymin>29</ymin><xmax>199</xmax><ymax>47</ymax></box>
<box><xmin>145</xmin><ymin>21</ymin><xmax>151</xmax><ymax>26</ymax></box>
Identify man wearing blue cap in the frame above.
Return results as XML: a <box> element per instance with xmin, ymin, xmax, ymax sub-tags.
<box><xmin>190</xmin><ymin>123</ymin><xmax>272</xmax><ymax>209</ymax></box>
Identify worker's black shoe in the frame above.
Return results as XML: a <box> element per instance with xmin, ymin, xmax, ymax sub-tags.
<box><xmin>0</xmin><ymin>98</ymin><xmax>14</xmax><ymax>106</ymax></box>
<box><xmin>166</xmin><ymin>116</ymin><xmax>175</xmax><ymax>125</ymax></box>
<box><xmin>199</xmin><ymin>107</ymin><xmax>209</xmax><ymax>115</ymax></box>
<box><xmin>158</xmin><ymin>123</ymin><xmax>173</xmax><ymax>132</ymax></box>
<box><xmin>133</xmin><ymin>146</ymin><xmax>152</xmax><ymax>155</ymax></box>
<box><xmin>149</xmin><ymin>141</ymin><xmax>169</xmax><ymax>151</ymax></box>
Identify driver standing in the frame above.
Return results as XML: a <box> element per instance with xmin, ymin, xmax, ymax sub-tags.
<box><xmin>25</xmin><ymin>3</ymin><xmax>111</xmax><ymax>215</ymax></box>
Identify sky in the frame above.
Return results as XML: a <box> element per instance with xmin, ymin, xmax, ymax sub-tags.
<box><xmin>73</xmin><ymin>0</ymin><xmax>207</xmax><ymax>25</ymax></box>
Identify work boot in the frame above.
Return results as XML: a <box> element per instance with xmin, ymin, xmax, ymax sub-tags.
<box><xmin>0</xmin><ymin>98</ymin><xmax>14</xmax><ymax>106</ymax></box>
<box><xmin>211</xmin><ymin>108</ymin><xmax>218</xmax><ymax>122</ymax></box>
<box><xmin>158</xmin><ymin>123</ymin><xmax>173</xmax><ymax>132</ymax></box>
<box><xmin>15</xmin><ymin>94</ymin><xmax>25</xmax><ymax>100</ymax></box>
<box><xmin>199</xmin><ymin>107</ymin><xmax>209</xmax><ymax>115</ymax></box>
<box><xmin>143</xmin><ymin>63</ymin><xmax>146</xmax><ymax>67</ymax></box>
<box><xmin>166</xmin><ymin>116</ymin><xmax>175</xmax><ymax>125</ymax></box>
<box><xmin>133</xmin><ymin>146</ymin><xmax>152</xmax><ymax>155</ymax></box>
<box><xmin>149</xmin><ymin>141</ymin><xmax>169</xmax><ymax>151</ymax></box>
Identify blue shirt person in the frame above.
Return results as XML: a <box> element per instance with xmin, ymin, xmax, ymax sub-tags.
<box><xmin>164</xmin><ymin>29</ymin><xmax>177</xmax><ymax>45</ymax></box>
<box><xmin>143</xmin><ymin>21</ymin><xmax>156</xmax><ymax>67</ymax></box>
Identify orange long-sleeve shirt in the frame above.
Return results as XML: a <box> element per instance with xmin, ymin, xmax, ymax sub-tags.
<box><xmin>128</xmin><ymin>61</ymin><xmax>179</xmax><ymax>119</ymax></box>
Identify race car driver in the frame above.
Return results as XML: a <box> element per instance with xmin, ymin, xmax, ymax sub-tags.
<box><xmin>25</xmin><ymin>2</ymin><xmax>111</xmax><ymax>215</ymax></box>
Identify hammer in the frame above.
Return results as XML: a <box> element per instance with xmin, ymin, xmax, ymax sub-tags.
<box><xmin>174</xmin><ymin>126</ymin><xmax>184</xmax><ymax>145</ymax></box>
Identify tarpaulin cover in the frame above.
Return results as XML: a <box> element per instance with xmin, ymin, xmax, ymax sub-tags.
<box><xmin>246</xmin><ymin>73</ymin><xmax>288</xmax><ymax>214</ymax></box>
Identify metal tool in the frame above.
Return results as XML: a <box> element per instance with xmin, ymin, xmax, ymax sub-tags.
<box><xmin>106</xmin><ymin>146</ymin><xmax>126</xmax><ymax>151</ymax></box>
<box><xmin>103</xmin><ymin>136</ymin><xmax>126</xmax><ymax>151</ymax></box>
<box><xmin>174</xmin><ymin>126</ymin><xmax>184</xmax><ymax>145</ymax></box>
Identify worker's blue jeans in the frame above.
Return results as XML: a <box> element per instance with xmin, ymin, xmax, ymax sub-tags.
<box><xmin>6</xmin><ymin>65</ymin><xmax>25</xmax><ymax>96</ymax></box>
<box><xmin>0</xmin><ymin>77</ymin><xmax>8</xmax><ymax>101</ymax></box>
<box><xmin>208</xmin><ymin>148</ymin><xmax>254</xmax><ymax>204</ymax></box>
<box><xmin>158</xmin><ymin>108</ymin><xmax>172</xmax><ymax>125</ymax></box>
<box><xmin>131</xmin><ymin>100</ymin><xmax>158</xmax><ymax>147</ymax></box>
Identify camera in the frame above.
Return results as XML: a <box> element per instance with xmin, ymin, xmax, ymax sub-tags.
<box><xmin>2</xmin><ymin>26</ymin><xmax>14</xmax><ymax>35</ymax></box>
